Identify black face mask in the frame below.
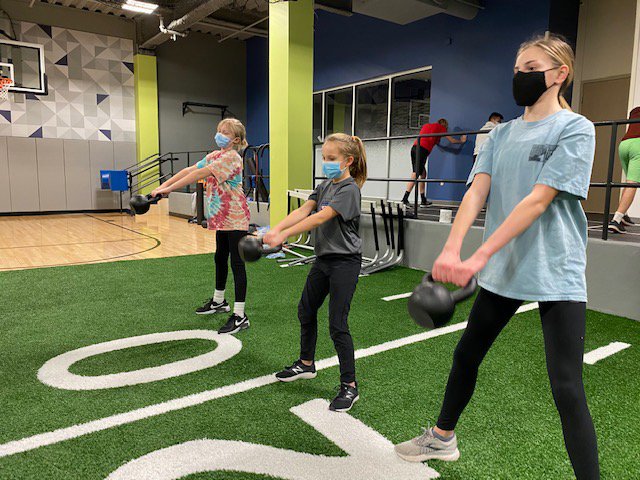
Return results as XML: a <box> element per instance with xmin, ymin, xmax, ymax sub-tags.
<box><xmin>512</xmin><ymin>68</ymin><xmax>558</xmax><ymax>106</ymax></box>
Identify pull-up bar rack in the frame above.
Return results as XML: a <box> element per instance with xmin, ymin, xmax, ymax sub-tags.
<box><xmin>182</xmin><ymin>102</ymin><xmax>230</xmax><ymax>118</ymax></box>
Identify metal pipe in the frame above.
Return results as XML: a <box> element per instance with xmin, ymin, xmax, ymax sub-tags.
<box><xmin>311</xmin><ymin>119</ymin><xmax>640</xmax><ymax>147</ymax></box>
<box><xmin>602</xmin><ymin>123</ymin><xmax>618</xmax><ymax>240</ymax></box>
<box><xmin>195</xmin><ymin>18</ymin><xmax>268</xmax><ymax>38</ymax></box>
<box><xmin>218</xmin><ymin>16</ymin><xmax>268</xmax><ymax>43</ymax></box>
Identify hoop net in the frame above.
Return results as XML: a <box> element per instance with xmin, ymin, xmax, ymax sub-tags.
<box><xmin>0</xmin><ymin>77</ymin><xmax>13</xmax><ymax>100</ymax></box>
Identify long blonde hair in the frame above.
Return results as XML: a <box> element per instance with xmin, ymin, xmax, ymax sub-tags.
<box><xmin>218</xmin><ymin>118</ymin><xmax>249</xmax><ymax>150</ymax></box>
<box><xmin>324</xmin><ymin>133</ymin><xmax>368</xmax><ymax>188</ymax></box>
<box><xmin>517</xmin><ymin>33</ymin><xmax>575</xmax><ymax>110</ymax></box>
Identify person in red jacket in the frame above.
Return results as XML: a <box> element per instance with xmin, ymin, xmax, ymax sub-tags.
<box><xmin>402</xmin><ymin>118</ymin><xmax>467</xmax><ymax>206</ymax></box>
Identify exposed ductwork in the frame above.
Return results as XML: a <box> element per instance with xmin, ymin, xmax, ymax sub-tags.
<box><xmin>141</xmin><ymin>0</ymin><xmax>235</xmax><ymax>49</ymax></box>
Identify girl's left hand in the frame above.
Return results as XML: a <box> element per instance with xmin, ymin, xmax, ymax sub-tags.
<box><xmin>154</xmin><ymin>187</ymin><xmax>171</xmax><ymax>197</ymax></box>
<box><xmin>451</xmin><ymin>250</ymin><xmax>489</xmax><ymax>287</ymax></box>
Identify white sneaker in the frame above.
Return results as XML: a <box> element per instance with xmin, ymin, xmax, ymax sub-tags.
<box><xmin>395</xmin><ymin>426</ymin><xmax>460</xmax><ymax>462</ymax></box>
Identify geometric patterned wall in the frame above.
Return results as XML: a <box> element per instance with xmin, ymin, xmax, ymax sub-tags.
<box><xmin>0</xmin><ymin>22</ymin><xmax>135</xmax><ymax>142</ymax></box>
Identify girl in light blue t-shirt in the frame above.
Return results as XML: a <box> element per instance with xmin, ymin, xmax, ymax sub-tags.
<box><xmin>395</xmin><ymin>34</ymin><xmax>599</xmax><ymax>480</ymax></box>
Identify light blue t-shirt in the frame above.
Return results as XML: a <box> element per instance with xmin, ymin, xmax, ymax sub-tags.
<box><xmin>468</xmin><ymin>109</ymin><xmax>595</xmax><ymax>302</ymax></box>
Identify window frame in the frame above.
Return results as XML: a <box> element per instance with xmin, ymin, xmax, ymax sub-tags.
<box><xmin>314</xmin><ymin>65</ymin><xmax>433</xmax><ymax>142</ymax></box>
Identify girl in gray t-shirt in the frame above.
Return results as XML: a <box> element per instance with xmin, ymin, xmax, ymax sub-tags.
<box><xmin>395</xmin><ymin>34</ymin><xmax>599</xmax><ymax>480</ymax></box>
<box><xmin>264</xmin><ymin>133</ymin><xmax>367</xmax><ymax>413</ymax></box>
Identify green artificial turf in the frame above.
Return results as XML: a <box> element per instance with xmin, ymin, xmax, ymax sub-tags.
<box><xmin>0</xmin><ymin>254</ymin><xmax>637</xmax><ymax>479</ymax></box>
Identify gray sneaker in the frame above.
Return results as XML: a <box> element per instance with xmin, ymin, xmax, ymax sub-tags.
<box><xmin>395</xmin><ymin>426</ymin><xmax>460</xmax><ymax>462</ymax></box>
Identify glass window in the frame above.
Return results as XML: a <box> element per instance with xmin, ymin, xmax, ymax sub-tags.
<box><xmin>355</xmin><ymin>80</ymin><xmax>389</xmax><ymax>139</ymax></box>
<box><xmin>313</xmin><ymin>93</ymin><xmax>323</xmax><ymax>142</ymax></box>
<box><xmin>325</xmin><ymin>87</ymin><xmax>353</xmax><ymax>136</ymax></box>
<box><xmin>390</xmin><ymin>70</ymin><xmax>432</xmax><ymax>136</ymax></box>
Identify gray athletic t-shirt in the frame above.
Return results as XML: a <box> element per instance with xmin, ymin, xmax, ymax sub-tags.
<box><xmin>309</xmin><ymin>177</ymin><xmax>362</xmax><ymax>257</ymax></box>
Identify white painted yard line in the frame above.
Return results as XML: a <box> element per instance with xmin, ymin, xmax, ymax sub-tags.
<box><xmin>0</xmin><ymin>304</ymin><xmax>540</xmax><ymax>460</ymax></box>
<box><xmin>583</xmin><ymin>342</ymin><xmax>631</xmax><ymax>365</ymax></box>
<box><xmin>382</xmin><ymin>292</ymin><xmax>413</xmax><ymax>302</ymax></box>
<box><xmin>518</xmin><ymin>302</ymin><xmax>540</xmax><ymax>313</ymax></box>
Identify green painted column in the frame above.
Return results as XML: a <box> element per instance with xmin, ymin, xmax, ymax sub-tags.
<box><xmin>134</xmin><ymin>54</ymin><xmax>160</xmax><ymax>195</ymax></box>
<box><xmin>269</xmin><ymin>0</ymin><xmax>314</xmax><ymax>225</ymax></box>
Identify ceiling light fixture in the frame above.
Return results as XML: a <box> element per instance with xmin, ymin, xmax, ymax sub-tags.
<box><xmin>122</xmin><ymin>0</ymin><xmax>158</xmax><ymax>14</ymax></box>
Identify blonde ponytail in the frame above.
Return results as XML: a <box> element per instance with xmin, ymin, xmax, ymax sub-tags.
<box><xmin>559</xmin><ymin>95</ymin><xmax>571</xmax><ymax>111</ymax></box>
<box><xmin>324</xmin><ymin>133</ymin><xmax>368</xmax><ymax>188</ymax></box>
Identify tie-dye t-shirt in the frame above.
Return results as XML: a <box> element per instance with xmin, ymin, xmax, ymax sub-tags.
<box><xmin>196</xmin><ymin>150</ymin><xmax>249</xmax><ymax>231</ymax></box>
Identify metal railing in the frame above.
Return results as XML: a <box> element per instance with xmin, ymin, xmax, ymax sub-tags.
<box><xmin>243</xmin><ymin>143</ymin><xmax>270</xmax><ymax>204</ymax></box>
<box><xmin>126</xmin><ymin>147</ymin><xmax>272</xmax><ymax>199</ymax></box>
<box><xmin>312</xmin><ymin>118</ymin><xmax>640</xmax><ymax>241</ymax></box>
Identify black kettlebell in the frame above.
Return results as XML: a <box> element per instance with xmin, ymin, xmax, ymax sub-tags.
<box><xmin>129</xmin><ymin>194</ymin><xmax>162</xmax><ymax>215</ymax></box>
<box><xmin>407</xmin><ymin>274</ymin><xmax>478</xmax><ymax>329</ymax></box>
<box><xmin>238</xmin><ymin>235</ymin><xmax>283</xmax><ymax>262</ymax></box>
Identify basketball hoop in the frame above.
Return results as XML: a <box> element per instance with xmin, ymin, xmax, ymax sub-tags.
<box><xmin>0</xmin><ymin>77</ymin><xmax>13</xmax><ymax>101</ymax></box>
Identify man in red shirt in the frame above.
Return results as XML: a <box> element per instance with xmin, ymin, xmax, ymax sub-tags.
<box><xmin>402</xmin><ymin>118</ymin><xmax>466</xmax><ymax>206</ymax></box>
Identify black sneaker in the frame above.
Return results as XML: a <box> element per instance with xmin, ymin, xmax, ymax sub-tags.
<box><xmin>275</xmin><ymin>359</ymin><xmax>317</xmax><ymax>382</ymax></box>
<box><xmin>608</xmin><ymin>220</ymin><xmax>626</xmax><ymax>234</ymax></box>
<box><xmin>196</xmin><ymin>298</ymin><xmax>231</xmax><ymax>315</ymax></box>
<box><xmin>218</xmin><ymin>313</ymin><xmax>250</xmax><ymax>334</ymax></box>
<box><xmin>420</xmin><ymin>200</ymin><xmax>433</xmax><ymax>207</ymax></box>
<box><xmin>622</xmin><ymin>215</ymin><xmax>635</xmax><ymax>226</ymax></box>
<box><xmin>329</xmin><ymin>383</ymin><xmax>359</xmax><ymax>412</ymax></box>
<box><xmin>402</xmin><ymin>198</ymin><xmax>411</xmax><ymax>207</ymax></box>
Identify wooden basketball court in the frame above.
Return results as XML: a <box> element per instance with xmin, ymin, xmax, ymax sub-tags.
<box><xmin>0</xmin><ymin>204</ymin><xmax>214</xmax><ymax>271</ymax></box>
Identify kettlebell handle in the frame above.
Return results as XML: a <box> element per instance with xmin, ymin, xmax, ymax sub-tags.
<box><xmin>146</xmin><ymin>194</ymin><xmax>163</xmax><ymax>205</ymax></box>
<box><xmin>259</xmin><ymin>237</ymin><xmax>282</xmax><ymax>255</ymax></box>
<box><xmin>424</xmin><ymin>273</ymin><xmax>478</xmax><ymax>304</ymax></box>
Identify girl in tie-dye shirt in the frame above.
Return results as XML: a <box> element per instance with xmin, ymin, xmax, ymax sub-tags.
<box><xmin>152</xmin><ymin>118</ymin><xmax>251</xmax><ymax>335</ymax></box>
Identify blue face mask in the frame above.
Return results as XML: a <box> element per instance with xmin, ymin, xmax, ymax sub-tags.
<box><xmin>322</xmin><ymin>161</ymin><xmax>345</xmax><ymax>179</ymax></box>
<box><xmin>215</xmin><ymin>132</ymin><xmax>232</xmax><ymax>149</ymax></box>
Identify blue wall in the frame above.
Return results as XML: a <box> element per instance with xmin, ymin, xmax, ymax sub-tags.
<box><xmin>246</xmin><ymin>0</ymin><xmax>553</xmax><ymax>200</ymax></box>
<box><xmin>246</xmin><ymin>36</ymin><xmax>270</xmax><ymax>188</ymax></box>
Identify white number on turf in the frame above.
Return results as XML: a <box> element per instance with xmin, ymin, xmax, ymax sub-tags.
<box><xmin>38</xmin><ymin>330</ymin><xmax>242</xmax><ymax>390</ymax></box>
<box><xmin>106</xmin><ymin>398</ymin><xmax>439</xmax><ymax>480</ymax></box>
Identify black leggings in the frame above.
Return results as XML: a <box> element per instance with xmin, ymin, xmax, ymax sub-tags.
<box><xmin>298</xmin><ymin>254</ymin><xmax>361</xmax><ymax>384</ymax></box>
<box><xmin>214</xmin><ymin>230</ymin><xmax>247</xmax><ymax>303</ymax></box>
<box><xmin>437</xmin><ymin>288</ymin><xmax>599</xmax><ymax>480</ymax></box>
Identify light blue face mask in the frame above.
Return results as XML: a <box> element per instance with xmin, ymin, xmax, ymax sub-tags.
<box><xmin>215</xmin><ymin>132</ymin><xmax>232</xmax><ymax>149</ymax></box>
<box><xmin>322</xmin><ymin>161</ymin><xmax>346</xmax><ymax>179</ymax></box>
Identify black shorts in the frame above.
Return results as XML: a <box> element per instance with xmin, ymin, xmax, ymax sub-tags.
<box><xmin>411</xmin><ymin>145</ymin><xmax>431</xmax><ymax>176</ymax></box>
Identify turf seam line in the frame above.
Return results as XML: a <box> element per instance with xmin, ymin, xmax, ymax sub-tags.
<box><xmin>0</xmin><ymin>304</ymin><xmax>538</xmax><ymax>459</ymax></box>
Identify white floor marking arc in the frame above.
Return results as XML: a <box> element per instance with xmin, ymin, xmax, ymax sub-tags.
<box><xmin>106</xmin><ymin>399</ymin><xmax>439</xmax><ymax>480</ymax></box>
<box><xmin>38</xmin><ymin>330</ymin><xmax>242</xmax><ymax>390</ymax></box>
<box><xmin>583</xmin><ymin>342</ymin><xmax>631</xmax><ymax>365</ymax></box>
<box><xmin>0</xmin><ymin>304</ymin><xmax>539</xmax><ymax>460</ymax></box>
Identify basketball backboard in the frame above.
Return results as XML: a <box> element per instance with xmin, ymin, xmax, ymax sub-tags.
<box><xmin>0</xmin><ymin>39</ymin><xmax>47</xmax><ymax>95</ymax></box>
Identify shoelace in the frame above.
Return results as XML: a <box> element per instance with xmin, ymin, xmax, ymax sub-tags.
<box><xmin>416</xmin><ymin>425</ymin><xmax>435</xmax><ymax>444</ymax></box>
<box><xmin>338</xmin><ymin>384</ymin><xmax>356</xmax><ymax>396</ymax></box>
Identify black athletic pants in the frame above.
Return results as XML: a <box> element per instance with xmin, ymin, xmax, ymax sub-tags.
<box><xmin>437</xmin><ymin>288</ymin><xmax>599</xmax><ymax>480</ymax></box>
<box><xmin>411</xmin><ymin>145</ymin><xmax>431</xmax><ymax>177</ymax></box>
<box><xmin>298</xmin><ymin>254</ymin><xmax>361</xmax><ymax>384</ymax></box>
<box><xmin>214</xmin><ymin>230</ymin><xmax>248</xmax><ymax>303</ymax></box>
